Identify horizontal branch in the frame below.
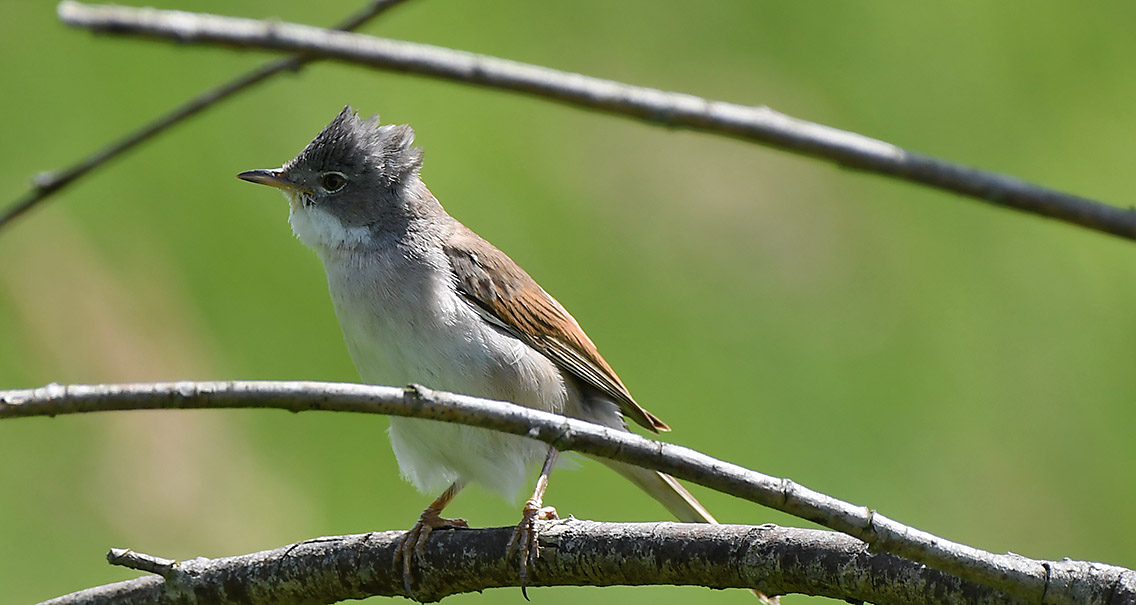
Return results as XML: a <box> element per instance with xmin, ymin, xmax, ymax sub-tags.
<box><xmin>39</xmin><ymin>521</ymin><xmax>1027</xmax><ymax>605</ymax></box>
<box><xmin>56</xmin><ymin>1</ymin><xmax>1136</xmax><ymax>242</ymax></box>
<box><xmin>4</xmin><ymin>381</ymin><xmax>1133</xmax><ymax>604</ymax></box>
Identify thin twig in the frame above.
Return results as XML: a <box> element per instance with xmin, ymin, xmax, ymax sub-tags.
<box><xmin>55</xmin><ymin>2</ymin><xmax>1136</xmax><ymax>242</ymax></box>
<box><xmin>106</xmin><ymin>549</ymin><xmax>175</xmax><ymax>577</ymax></box>
<box><xmin>0</xmin><ymin>0</ymin><xmax>411</xmax><ymax>231</ymax></box>
<box><xmin>37</xmin><ymin>522</ymin><xmax>1033</xmax><ymax>605</ymax></box>
<box><xmin>3</xmin><ymin>381</ymin><xmax>1133</xmax><ymax>604</ymax></box>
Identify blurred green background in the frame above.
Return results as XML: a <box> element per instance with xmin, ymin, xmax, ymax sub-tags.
<box><xmin>3</xmin><ymin>1</ymin><xmax>1135</xmax><ymax>603</ymax></box>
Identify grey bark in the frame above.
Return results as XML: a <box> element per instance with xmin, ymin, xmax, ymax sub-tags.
<box><xmin>4</xmin><ymin>381</ymin><xmax>1134</xmax><ymax>604</ymax></box>
<box><xmin>0</xmin><ymin>0</ymin><xmax>410</xmax><ymax>229</ymax></box>
<box><xmin>52</xmin><ymin>1</ymin><xmax>1136</xmax><ymax>242</ymax></box>
<box><xmin>39</xmin><ymin>522</ymin><xmax>1042</xmax><ymax>604</ymax></box>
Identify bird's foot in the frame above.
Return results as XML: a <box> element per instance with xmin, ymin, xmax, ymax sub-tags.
<box><xmin>507</xmin><ymin>500</ymin><xmax>559</xmax><ymax>599</ymax></box>
<box><xmin>394</xmin><ymin>510</ymin><xmax>469</xmax><ymax>598</ymax></box>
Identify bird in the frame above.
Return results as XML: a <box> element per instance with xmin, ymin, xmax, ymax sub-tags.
<box><xmin>237</xmin><ymin>106</ymin><xmax>716</xmax><ymax>596</ymax></box>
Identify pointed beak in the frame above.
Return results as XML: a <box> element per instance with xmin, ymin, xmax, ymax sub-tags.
<box><xmin>236</xmin><ymin>169</ymin><xmax>311</xmax><ymax>194</ymax></box>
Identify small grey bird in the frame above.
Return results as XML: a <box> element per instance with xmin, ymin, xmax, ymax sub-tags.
<box><xmin>238</xmin><ymin>106</ymin><xmax>715</xmax><ymax>595</ymax></box>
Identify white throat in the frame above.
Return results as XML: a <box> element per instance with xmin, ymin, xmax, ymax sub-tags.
<box><xmin>286</xmin><ymin>196</ymin><xmax>374</xmax><ymax>252</ymax></box>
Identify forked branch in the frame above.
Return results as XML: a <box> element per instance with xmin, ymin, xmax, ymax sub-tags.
<box><xmin>0</xmin><ymin>0</ymin><xmax>411</xmax><ymax>230</ymax></box>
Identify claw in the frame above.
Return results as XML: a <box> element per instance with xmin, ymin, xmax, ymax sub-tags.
<box><xmin>507</xmin><ymin>500</ymin><xmax>558</xmax><ymax>599</ymax></box>
<box><xmin>395</xmin><ymin>511</ymin><xmax>468</xmax><ymax>598</ymax></box>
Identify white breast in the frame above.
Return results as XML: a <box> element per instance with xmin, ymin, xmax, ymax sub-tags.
<box><xmin>315</xmin><ymin>235</ymin><xmax>569</xmax><ymax>501</ymax></box>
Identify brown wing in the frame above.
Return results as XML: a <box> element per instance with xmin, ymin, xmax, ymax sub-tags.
<box><xmin>444</xmin><ymin>226</ymin><xmax>670</xmax><ymax>433</ymax></box>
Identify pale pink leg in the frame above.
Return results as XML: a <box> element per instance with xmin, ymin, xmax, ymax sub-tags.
<box><xmin>508</xmin><ymin>447</ymin><xmax>561</xmax><ymax>598</ymax></box>
<box><xmin>395</xmin><ymin>481</ymin><xmax>468</xmax><ymax>597</ymax></box>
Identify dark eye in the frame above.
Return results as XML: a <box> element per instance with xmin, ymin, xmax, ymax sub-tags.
<box><xmin>320</xmin><ymin>172</ymin><xmax>347</xmax><ymax>192</ymax></box>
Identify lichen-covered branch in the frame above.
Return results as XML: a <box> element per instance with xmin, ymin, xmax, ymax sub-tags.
<box><xmin>4</xmin><ymin>381</ymin><xmax>1134</xmax><ymax>604</ymax></box>
<box><xmin>55</xmin><ymin>1</ymin><xmax>1136</xmax><ymax>242</ymax></box>
<box><xmin>39</xmin><ymin>521</ymin><xmax>1031</xmax><ymax>605</ymax></box>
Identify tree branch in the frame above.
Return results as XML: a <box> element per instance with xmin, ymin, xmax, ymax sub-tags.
<box><xmin>39</xmin><ymin>521</ymin><xmax>1034</xmax><ymax>605</ymax></box>
<box><xmin>54</xmin><ymin>1</ymin><xmax>1136</xmax><ymax>242</ymax></box>
<box><xmin>4</xmin><ymin>381</ymin><xmax>1133</xmax><ymax>604</ymax></box>
<box><xmin>0</xmin><ymin>0</ymin><xmax>411</xmax><ymax>231</ymax></box>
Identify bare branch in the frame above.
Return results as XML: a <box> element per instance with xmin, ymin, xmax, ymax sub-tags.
<box><xmin>55</xmin><ymin>1</ymin><xmax>1136</xmax><ymax>242</ymax></box>
<box><xmin>4</xmin><ymin>381</ymin><xmax>1133</xmax><ymax>604</ymax></box>
<box><xmin>106</xmin><ymin>549</ymin><xmax>176</xmax><ymax>576</ymax></box>
<box><xmin>0</xmin><ymin>0</ymin><xmax>411</xmax><ymax>231</ymax></box>
<box><xmin>39</xmin><ymin>522</ymin><xmax>1034</xmax><ymax>605</ymax></box>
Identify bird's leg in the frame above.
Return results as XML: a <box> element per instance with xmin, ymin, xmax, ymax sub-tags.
<box><xmin>508</xmin><ymin>446</ymin><xmax>560</xmax><ymax>598</ymax></box>
<box><xmin>395</xmin><ymin>481</ymin><xmax>468</xmax><ymax>598</ymax></box>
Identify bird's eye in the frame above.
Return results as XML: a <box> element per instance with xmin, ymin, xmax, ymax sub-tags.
<box><xmin>320</xmin><ymin>172</ymin><xmax>348</xmax><ymax>193</ymax></box>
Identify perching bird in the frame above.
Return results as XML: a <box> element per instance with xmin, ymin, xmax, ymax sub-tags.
<box><xmin>238</xmin><ymin>106</ymin><xmax>715</xmax><ymax>596</ymax></box>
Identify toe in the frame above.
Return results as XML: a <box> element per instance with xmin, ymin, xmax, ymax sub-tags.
<box><xmin>535</xmin><ymin>506</ymin><xmax>558</xmax><ymax>521</ymax></box>
<box><xmin>413</xmin><ymin>524</ymin><xmax>435</xmax><ymax>557</ymax></box>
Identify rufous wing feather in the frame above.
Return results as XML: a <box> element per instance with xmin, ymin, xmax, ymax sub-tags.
<box><xmin>444</xmin><ymin>225</ymin><xmax>669</xmax><ymax>433</ymax></box>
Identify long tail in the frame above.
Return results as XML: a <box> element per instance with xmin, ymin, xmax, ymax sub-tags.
<box><xmin>593</xmin><ymin>457</ymin><xmax>717</xmax><ymax>524</ymax></box>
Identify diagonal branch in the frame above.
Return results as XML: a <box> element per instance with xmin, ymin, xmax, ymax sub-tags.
<box><xmin>38</xmin><ymin>522</ymin><xmax>1033</xmax><ymax>605</ymax></box>
<box><xmin>3</xmin><ymin>381</ymin><xmax>1133</xmax><ymax>604</ymax></box>
<box><xmin>0</xmin><ymin>0</ymin><xmax>411</xmax><ymax>231</ymax></box>
<box><xmin>55</xmin><ymin>1</ymin><xmax>1136</xmax><ymax>242</ymax></box>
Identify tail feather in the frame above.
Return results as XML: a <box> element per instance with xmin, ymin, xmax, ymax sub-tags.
<box><xmin>593</xmin><ymin>457</ymin><xmax>717</xmax><ymax>524</ymax></box>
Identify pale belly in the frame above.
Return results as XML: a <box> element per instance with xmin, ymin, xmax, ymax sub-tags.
<box><xmin>324</xmin><ymin>255</ymin><xmax>569</xmax><ymax>500</ymax></box>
